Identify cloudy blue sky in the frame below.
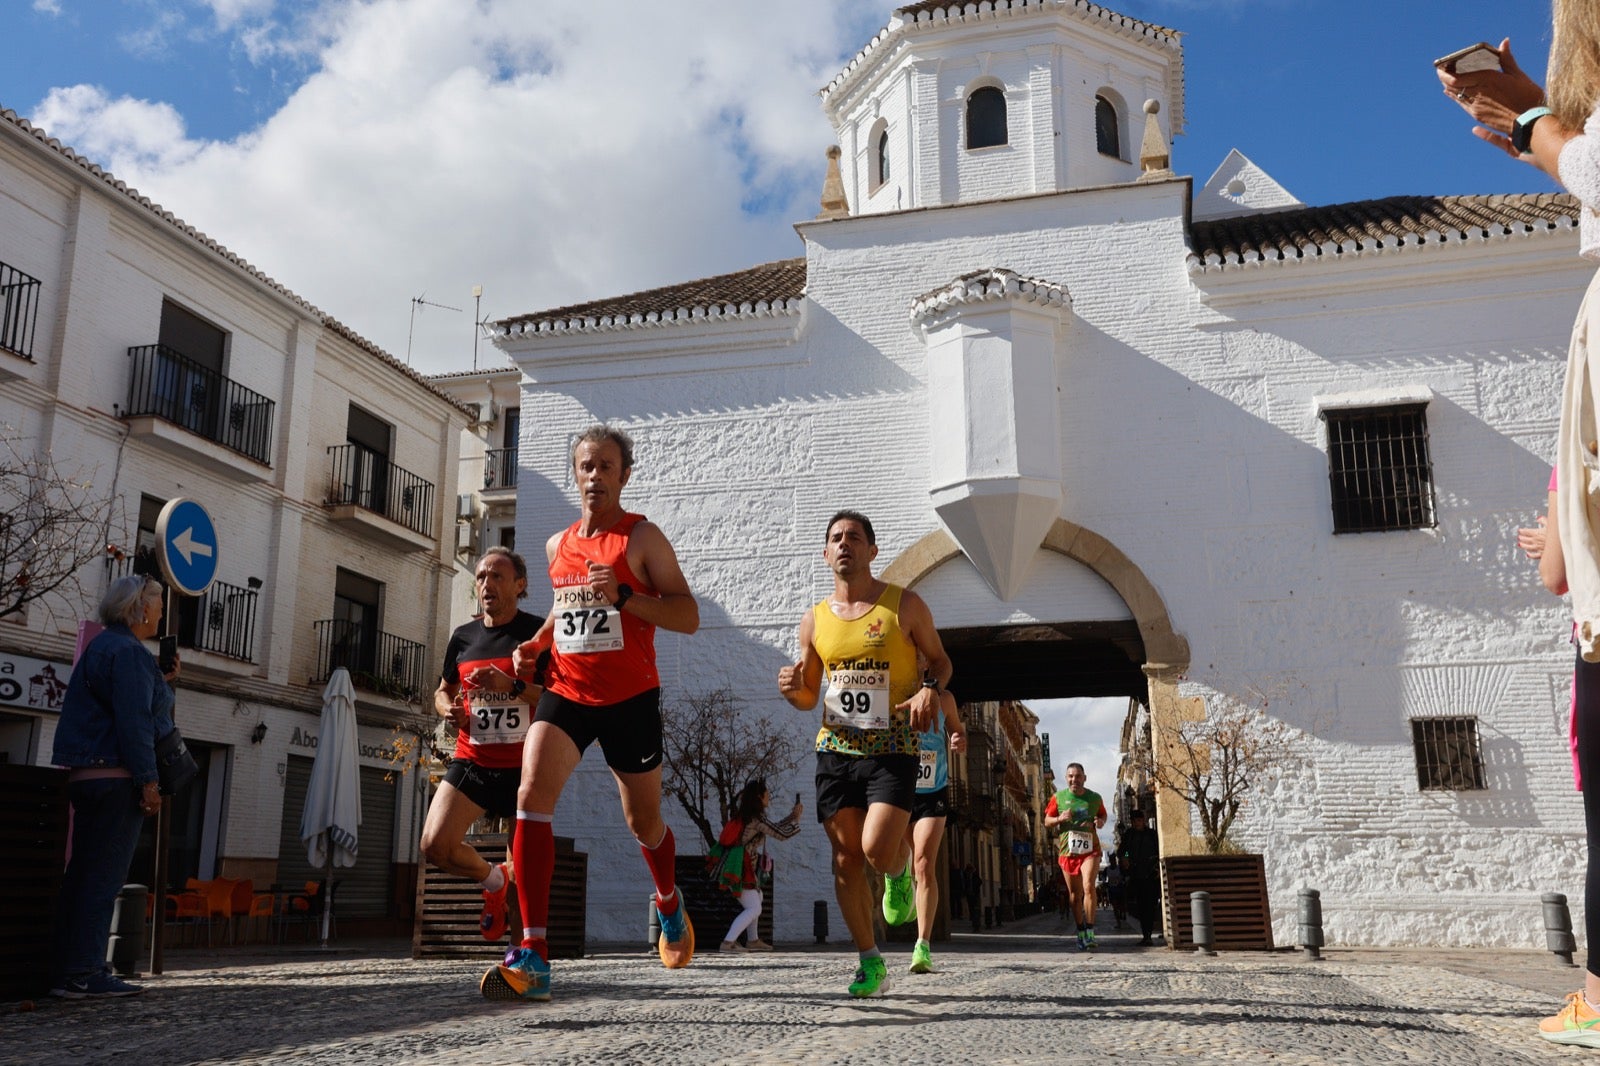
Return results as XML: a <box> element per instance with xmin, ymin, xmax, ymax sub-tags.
<box><xmin>2</xmin><ymin>1</ymin><xmax>1566</xmax><ymax>376</ymax></box>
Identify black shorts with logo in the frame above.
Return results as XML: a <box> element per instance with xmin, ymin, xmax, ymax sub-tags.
<box><xmin>814</xmin><ymin>751</ymin><xmax>918</xmax><ymax>822</ymax></box>
<box><xmin>910</xmin><ymin>785</ymin><xmax>950</xmax><ymax>823</ymax></box>
<box><xmin>441</xmin><ymin>759</ymin><xmax>520</xmax><ymax>819</ymax></box>
<box><xmin>535</xmin><ymin>687</ymin><xmax>663</xmax><ymax>774</ymax></box>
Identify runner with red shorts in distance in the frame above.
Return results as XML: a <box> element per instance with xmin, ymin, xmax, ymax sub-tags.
<box><xmin>1045</xmin><ymin>762</ymin><xmax>1107</xmax><ymax>951</ymax></box>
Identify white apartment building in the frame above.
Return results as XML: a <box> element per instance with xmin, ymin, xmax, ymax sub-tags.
<box><xmin>0</xmin><ymin>106</ymin><xmax>468</xmax><ymax>930</ymax></box>
<box><xmin>491</xmin><ymin>0</ymin><xmax>1591</xmax><ymax>948</ymax></box>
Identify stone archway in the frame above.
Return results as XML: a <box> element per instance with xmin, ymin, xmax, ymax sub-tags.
<box><xmin>882</xmin><ymin>518</ymin><xmax>1200</xmax><ymax>857</ymax></box>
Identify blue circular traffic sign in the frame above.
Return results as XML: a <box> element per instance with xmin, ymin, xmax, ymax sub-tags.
<box><xmin>156</xmin><ymin>498</ymin><xmax>220</xmax><ymax>597</ymax></box>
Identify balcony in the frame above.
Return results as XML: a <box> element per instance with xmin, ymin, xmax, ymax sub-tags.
<box><xmin>0</xmin><ymin>259</ymin><xmax>41</xmax><ymax>377</ymax></box>
<box><xmin>123</xmin><ymin>345</ymin><xmax>276</xmax><ymax>473</ymax></box>
<box><xmin>312</xmin><ymin>618</ymin><xmax>427</xmax><ymax>700</ymax></box>
<box><xmin>482</xmin><ymin>446</ymin><xmax>518</xmax><ymax>495</ymax></box>
<box><xmin>324</xmin><ymin>443</ymin><xmax>436</xmax><ymax>550</ymax></box>
<box><xmin>107</xmin><ymin>552</ymin><xmax>260</xmax><ymax>665</ymax></box>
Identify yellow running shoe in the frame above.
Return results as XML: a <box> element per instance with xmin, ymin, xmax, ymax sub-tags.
<box><xmin>1540</xmin><ymin>991</ymin><xmax>1600</xmax><ymax>1048</ymax></box>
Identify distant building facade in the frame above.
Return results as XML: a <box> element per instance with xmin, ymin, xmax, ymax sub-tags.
<box><xmin>0</xmin><ymin>106</ymin><xmax>468</xmax><ymax>929</ymax></box>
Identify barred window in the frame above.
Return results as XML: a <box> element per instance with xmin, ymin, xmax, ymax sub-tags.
<box><xmin>1323</xmin><ymin>403</ymin><xmax>1436</xmax><ymax>533</ymax></box>
<box><xmin>1411</xmin><ymin>716</ymin><xmax>1486</xmax><ymax>791</ymax></box>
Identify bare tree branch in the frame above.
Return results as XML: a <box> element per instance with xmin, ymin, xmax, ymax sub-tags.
<box><xmin>661</xmin><ymin>688</ymin><xmax>804</xmax><ymax>851</ymax></box>
<box><xmin>0</xmin><ymin>428</ymin><xmax>120</xmax><ymax>627</ymax></box>
<box><xmin>1142</xmin><ymin>698</ymin><xmax>1305</xmax><ymax>854</ymax></box>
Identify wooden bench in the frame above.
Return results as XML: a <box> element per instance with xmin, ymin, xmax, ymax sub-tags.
<box><xmin>1162</xmin><ymin>853</ymin><xmax>1274</xmax><ymax>951</ymax></box>
<box><xmin>413</xmin><ymin>834</ymin><xmax>586</xmax><ymax>959</ymax></box>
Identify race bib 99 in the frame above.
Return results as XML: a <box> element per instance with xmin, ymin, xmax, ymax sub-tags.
<box><xmin>822</xmin><ymin>667</ymin><xmax>890</xmax><ymax>731</ymax></box>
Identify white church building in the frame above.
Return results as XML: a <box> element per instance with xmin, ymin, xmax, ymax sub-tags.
<box><xmin>494</xmin><ymin>0</ymin><xmax>1589</xmax><ymax>949</ymax></box>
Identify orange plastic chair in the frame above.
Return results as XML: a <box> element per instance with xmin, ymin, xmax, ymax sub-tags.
<box><xmin>202</xmin><ymin>878</ymin><xmax>238</xmax><ymax>944</ymax></box>
<box><xmin>281</xmin><ymin>880</ymin><xmax>321</xmax><ymax>942</ymax></box>
<box><xmin>172</xmin><ymin>878</ymin><xmax>206</xmax><ymax>946</ymax></box>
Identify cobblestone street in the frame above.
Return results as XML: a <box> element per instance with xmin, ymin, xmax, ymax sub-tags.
<box><xmin>3</xmin><ymin>913</ymin><xmax>1588</xmax><ymax>1065</ymax></box>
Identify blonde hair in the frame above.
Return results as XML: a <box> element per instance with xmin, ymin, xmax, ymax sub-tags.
<box><xmin>1550</xmin><ymin>0</ymin><xmax>1600</xmax><ymax>128</ymax></box>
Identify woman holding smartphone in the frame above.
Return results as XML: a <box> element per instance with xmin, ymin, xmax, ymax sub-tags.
<box><xmin>710</xmin><ymin>779</ymin><xmax>802</xmax><ymax>952</ymax></box>
<box><xmin>1442</xmin><ymin>10</ymin><xmax>1600</xmax><ymax>1048</ymax></box>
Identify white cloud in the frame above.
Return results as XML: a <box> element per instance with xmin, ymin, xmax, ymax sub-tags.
<box><xmin>31</xmin><ymin>85</ymin><xmax>202</xmax><ymax>175</ymax></box>
<box><xmin>25</xmin><ymin>0</ymin><xmax>873</xmax><ymax>372</ymax></box>
<box><xmin>200</xmin><ymin>0</ymin><xmax>278</xmax><ymax>31</ymax></box>
<box><xmin>32</xmin><ymin>0</ymin><xmax>63</xmax><ymax>15</ymax></box>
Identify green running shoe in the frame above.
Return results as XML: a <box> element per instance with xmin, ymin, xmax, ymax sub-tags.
<box><xmin>882</xmin><ymin>866</ymin><xmax>916</xmax><ymax>926</ymax></box>
<box><xmin>908</xmin><ymin>941</ymin><xmax>933</xmax><ymax>974</ymax></box>
<box><xmin>848</xmin><ymin>955</ymin><xmax>891</xmax><ymax>998</ymax></box>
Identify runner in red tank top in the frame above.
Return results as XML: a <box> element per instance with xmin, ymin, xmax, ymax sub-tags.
<box><xmin>481</xmin><ymin>425</ymin><xmax>700</xmax><ymax>1003</ymax></box>
<box><xmin>421</xmin><ymin>547</ymin><xmax>543</xmax><ymax>945</ymax></box>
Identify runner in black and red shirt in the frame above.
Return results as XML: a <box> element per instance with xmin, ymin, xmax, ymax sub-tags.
<box><xmin>421</xmin><ymin>546</ymin><xmax>543</xmax><ymax>943</ymax></box>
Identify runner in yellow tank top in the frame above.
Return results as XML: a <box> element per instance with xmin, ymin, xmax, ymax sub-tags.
<box><xmin>778</xmin><ymin>510</ymin><xmax>952</xmax><ymax>999</ymax></box>
<box><xmin>810</xmin><ymin>584</ymin><xmax>922</xmax><ymax>757</ymax></box>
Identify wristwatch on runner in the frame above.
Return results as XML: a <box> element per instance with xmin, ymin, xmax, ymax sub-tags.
<box><xmin>613</xmin><ymin>583</ymin><xmax>634</xmax><ymax>611</ymax></box>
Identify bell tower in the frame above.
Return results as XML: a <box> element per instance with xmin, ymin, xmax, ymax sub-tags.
<box><xmin>820</xmin><ymin>1</ymin><xmax>1185</xmax><ymax>216</ymax></box>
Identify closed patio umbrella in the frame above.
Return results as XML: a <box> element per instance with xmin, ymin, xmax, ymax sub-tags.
<box><xmin>300</xmin><ymin>666</ymin><xmax>361</xmax><ymax>947</ymax></box>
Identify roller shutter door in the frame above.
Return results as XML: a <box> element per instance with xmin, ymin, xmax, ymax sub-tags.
<box><xmin>279</xmin><ymin>755</ymin><xmax>396</xmax><ymax>918</ymax></box>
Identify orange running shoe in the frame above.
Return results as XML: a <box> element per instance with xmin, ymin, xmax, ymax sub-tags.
<box><xmin>1540</xmin><ymin>990</ymin><xmax>1600</xmax><ymax>1048</ymax></box>
<box><xmin>654</xmin><ymin>891</ymin><xmax>694</xmax><ymax>969</ymax></box>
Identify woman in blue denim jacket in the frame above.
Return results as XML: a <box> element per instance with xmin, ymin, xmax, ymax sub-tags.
<box><xmin>50</xmin><ymin>575</ymin><xmax>178</xmax><ymax>999</ymax></box>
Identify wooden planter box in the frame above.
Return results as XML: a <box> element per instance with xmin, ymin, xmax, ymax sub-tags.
<box><xmin>673</xmin><ymin>855</ymin><xmax>773</xmax><ymax>946</ymax></box>
<box><xmin>0</xmin><ymin>765</ymin><xmax>69</xmax><ymax>999</ymax></box>
<box><xmin>413</xmin><ymin>834</ymin><xmax>586</xmax><ymax>959</ymax></box>
<box><xmin>1162</xmin><ymin>853</ymin><xmax>1274</xmax><ymax>951</ymax></box>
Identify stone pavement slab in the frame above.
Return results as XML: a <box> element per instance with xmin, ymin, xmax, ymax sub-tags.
<box><xmin>2</xmin><ymin>917</ymin><xmax>1589</xmax><ymax>1065</ymax></box>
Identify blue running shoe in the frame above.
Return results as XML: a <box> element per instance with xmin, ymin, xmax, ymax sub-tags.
<box><xmin>480</xmin><ymin>945</ymin><xmax>551</xmax><ymax>1002</ymax></box>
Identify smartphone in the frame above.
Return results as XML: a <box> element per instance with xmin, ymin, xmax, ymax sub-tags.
<box><xmin>1435</xmin><ymin>43</ymin><xmax>1501</xmax><ymax>75</ymax></box>
<box><xmin>795</xmin><ymin>793</ymin><xmax>802</xmax><ymax>807</ymax></box>
<box><xmin>158</xmin><ymin>635</ymin><xmax>177</xmax><ymax>673</ymax></box>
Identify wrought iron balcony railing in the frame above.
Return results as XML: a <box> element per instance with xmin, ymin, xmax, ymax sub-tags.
<box><xmin>106</xmin><ymin>552</ymin><xmax>259</xmax><ymax>663</ymax></box>
<box><xmin>0</xmin><ymin>260</ymin><xmax>41</xmax><ymax>359</ymax></box>
<box><xmin>125</xmin><ymin>344</ymin><xmax>276</xmax><ymax>465</ymax></box>
<box><xmin>312</xmin><ymin>618</ymin><xmax>427</xmax><ymax>700</ymax></box>
<box><xmin>325</xmin><ymin>443</ymin><xmax>435</xmax><ymax>538</ymax></box>
<box><xmin>483</xmin><ymin>446</ymin><xmax>518</xmax><ymax>490</ymax></box>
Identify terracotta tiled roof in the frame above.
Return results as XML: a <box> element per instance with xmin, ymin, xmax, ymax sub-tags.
<box><xmin>1187</xmin><ymin>193</ymin><xmax>1581</xmax><ymax>272</ymax></box>
<box><xmin>495</xmin><ymin>258</ymin><xmax>806</xmax><ymax>336</ymax></box>
<box><xmin>0</xmin><ymin>107</ymin><xmax>471</xmax><ymax>413</ymax></box>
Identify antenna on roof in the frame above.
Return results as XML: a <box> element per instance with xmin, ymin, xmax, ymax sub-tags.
<box><xmin>406</xmin><ymin>293</ymin><xmax>463</xmax><ymax>365</ymax></box>
<box><xmin>472</xmin><ymin>285</ymin><xmax>484</xmax><ymax>371</ymax></box>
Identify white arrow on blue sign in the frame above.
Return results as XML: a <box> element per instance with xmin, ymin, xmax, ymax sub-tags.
<box><xmin>155</xmin><ymin>498</ymin><xmax>220</xmax><ymax>597</ymax></box>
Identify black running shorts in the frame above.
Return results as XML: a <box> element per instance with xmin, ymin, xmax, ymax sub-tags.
<box><xmin>441</xmin><ymin>758</ymin><xmax>521</xmax><ymax>819</ymax></box>
<box><xmin>534</xmin><ymin>687</ymin><xmax>663</xmax><ymax>774</ymax></box>
<box><xmin>814</xmin><ymin>750</ymin><xmax>917</xmax><ymax>822</ymax></box>
<box><xmin>910</xmin><ymin>785</ymin><xmax>950</xmax><ymax>823</ymax></box>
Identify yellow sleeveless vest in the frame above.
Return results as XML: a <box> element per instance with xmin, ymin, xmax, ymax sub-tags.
<box><xmin>812</xmin><ymin>583</ymin><xmax>920</xmax><ymax>756</ymax></box>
